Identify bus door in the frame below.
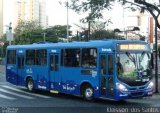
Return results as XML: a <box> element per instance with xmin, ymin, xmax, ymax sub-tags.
<box><xmin>100</xmin><ymin>54</ymin><xmax>114</xmax><ymax>98</ymax></box>
<box><xmin>17</xmin><ymin>55</ymin><xmax>25</xmax><ymax>85</ymax></box>
<box><xmin>49</xmin><ymin>54</ymin><xmax>59</xmax><ymax>89</ymax></box>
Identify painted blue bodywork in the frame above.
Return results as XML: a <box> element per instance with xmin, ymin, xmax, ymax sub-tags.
<box><xmin>6</xmin><ymin>40</ymin><xmax>153</xmax><ymax>101</ymax></box>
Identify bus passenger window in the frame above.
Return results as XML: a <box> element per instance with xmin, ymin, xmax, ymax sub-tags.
<box><xmin>82</xmin><ymin>48</ymin><xmax>97</xmax><ymax>68</ymax></box>
<box><xmin>55</xmin><ymin>55</ymin><xmax>59</xmax><ymax>71</ymax></box>
<box><xmin>26</xmin><ymin>50</ymin><xmax>36</xmax><ymax>65</ymax></box>
<box><xmin>36</xmin><ymin>49</ymin><xmax>47</xmax><ymax>66</ymax></box>
<box><xmin>7</xmin><ymin>50</ymin><xmax>16</xmax><ymax>64</ymax></box>
<box><xmin>64</xmin><ymin>49</ymin><xmax>81</xmax><ymax>67</ymax></box>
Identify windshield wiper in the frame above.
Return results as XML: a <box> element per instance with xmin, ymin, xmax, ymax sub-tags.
<box><xmin>125</xmin><ymin>52</ymin><xmax>136</xmax><ymax>66</ymax></box>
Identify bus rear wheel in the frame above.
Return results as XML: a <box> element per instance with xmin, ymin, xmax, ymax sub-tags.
<box><xmin>82</xmin><ymin>85</ymin><xmax>94</xmax><ymax>101</ymax></box>
<box><xmin>27</xmin><ymin>78</ymin><xmax>34</xmax><ymax>92</ymax></box>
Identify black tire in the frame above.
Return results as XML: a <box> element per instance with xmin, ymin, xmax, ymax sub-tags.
<box><xmin>82</xmin><ymin>85</ymin><xmax>94</xmax><ymax>101</ymax></box>
<box><xmin>26</xmin><ymin>78</ymin><xmax>34</xmax><ymax>92</ymax></box>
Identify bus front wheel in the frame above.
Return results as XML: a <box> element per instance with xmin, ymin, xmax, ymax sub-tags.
<box><xmin>82</xmin><ymin>85</ymin><xmax>94</xmax><ymax>101</ymax></box>
<box><xmin>27</xmin><ymin>78</ymin><xmax>34</xmax><ymax>92</ymax></box>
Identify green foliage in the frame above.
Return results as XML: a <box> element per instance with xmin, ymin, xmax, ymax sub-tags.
<box><xmin>73</xmin><ymin>21</ymin><xmax>123</xmax><ymax>41</ymax></box>
<box><xmin>69</xmin><ymin>0</ymin><xmax>116</xmax><ymax>22</ymax></box>
<box><xmin>139</xmin><ymin>35</ymin><xmax>145</xmax><ymax>41</ymax></box>
<box><xmin>91</xmin><ymin>30</ymin><xmax>124</xmax><ymax>40</ymax></box>
<box><xmin>45</xmin><ymin>25</ymin><xmax>70</xmax><ymax>38</ymax></box>
<box><xmin>14</xmin><ymin>20</ymin><xmax>44</xmax><ymax>44</ymax></box>
<box><xmin>13</xmin><ymin>21</ymin><xmax>71</xmax><ymax>44</ymax></box>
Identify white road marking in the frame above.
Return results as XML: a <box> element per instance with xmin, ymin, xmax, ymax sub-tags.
<box><xmin>0</xmin><ymin>94</ymin><xmax>16</xmax><ymax>100</ymax></box>
<box><xmin>0</xmin><ymin>88</ymin><xmax>33</xmax><ymax>99</ymax></box>
<box><xmin>2</xmin><ymin>85</ymin><xmax>51</xmax><ymax>99</ymax></box>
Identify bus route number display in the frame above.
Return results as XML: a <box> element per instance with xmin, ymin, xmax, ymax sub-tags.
<box><xmin>119</xmin><ymin>44</ymin><xmax>145</xmax><ymax>50</ymax></box>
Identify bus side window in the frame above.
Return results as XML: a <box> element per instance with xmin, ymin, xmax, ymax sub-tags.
<box><xmin>26</xmin><ymin>50</ymin><xmax>35</xmax><ymax>65</ymax></box>
<box><xmin>82</xmin><ymin>48</ymin><xmax>97</xmax><ymax>68</ymax></box>
<box><xmin>7</xmin><ymin>50</ymin><xmax>16</xmax><ymax>64</ymax></box>
<box><xmin>64</xmin><ymin>49</ymin><xmax>81</xmax><ymax>67</ymax></box>
<box><xmin>108</xmin><ymin>55</ymin><xmax>113</xmax><ymax>75</ymax></box>
<box><xmin>55</xmin><ymin>55</ymin><xmax>59</xmax><ymax>71</ymax></box>
<box><xmin>36</xmin><ymin>49</ymin><xmax>47</xmax><ymax>66</ymax></box>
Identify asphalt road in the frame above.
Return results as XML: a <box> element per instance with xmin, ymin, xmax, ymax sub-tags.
<box><xmin>0</xmin><ymin>61</ymin><xmax>160</xmax><ymax>113</ymax></box>
<box><xmin>1</xmin><ymin>72</ymin><xmax>160</xmax><ymax>113</ymax></box>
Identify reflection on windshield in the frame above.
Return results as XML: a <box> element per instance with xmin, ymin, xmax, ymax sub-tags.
<box><xmin>117</xmin><ymin>52</ymin><xmax>152</xmax><ymax>86</ymax></box>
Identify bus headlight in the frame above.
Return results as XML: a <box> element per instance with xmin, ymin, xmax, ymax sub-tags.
<box><xmin>147</xmin><ymin>81</ymin><xmax>154</xmax><ymax>89</ymax></box>
<box><xmin>116</xmin><ymin>83</ymin><xmax>128</xmax><ymax>92</ymax></box>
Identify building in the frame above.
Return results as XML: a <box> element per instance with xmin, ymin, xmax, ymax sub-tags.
<box><xmin>13</xmin><ymin>0</ymin><xmax>47</xmax><ymax>29</ymax></box>
<box><xmin>124</xmin><ymin>12</ymin><xmax>152</xmax><ymax>41</ymax></box>
<box><xmin>0</xmin><ymin>0</ymin><xmax>3</xmax><ymax>37</ymax></box>
<box><xmin>39</xmin><ymin>0</ymin><xmax>47</xmax><ymax>28</ymax></box>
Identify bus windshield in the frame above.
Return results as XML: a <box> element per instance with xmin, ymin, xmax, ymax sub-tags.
<box><xmin>117</xmin><ymin>52</ymin><xmax>152</xmax><ymax>86</ymax></box>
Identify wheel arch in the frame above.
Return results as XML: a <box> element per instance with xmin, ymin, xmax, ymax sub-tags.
<box><xmin>80</xmin><ymin>81</ymin><xmax>94</xmax><ymax>95</ymax></box>
<box><xmin>25</xmin><ymin>76</ymin><xmax>33</xmax><ymax>86</ymax></box>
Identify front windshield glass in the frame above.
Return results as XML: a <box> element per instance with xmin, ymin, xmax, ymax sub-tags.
<box><xmin>117</xmin><ymin>52</ymin><xmax>152</xmax><ymax>86</ymax></box>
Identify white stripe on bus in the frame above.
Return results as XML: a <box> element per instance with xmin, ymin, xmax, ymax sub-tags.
<box><xmin>2</xmin><ymin>85</ymin><xmax>51</xmax><ymax>99</ymax></box>
<box><xmin>0</xmin><ymin>88</ymin><xmax>33</xmax><ymax>99</ymax></box>
<box><xmin>0</xmin><ymin>94</ymin><xmax>16</xmax><ymax>100</ymax></box>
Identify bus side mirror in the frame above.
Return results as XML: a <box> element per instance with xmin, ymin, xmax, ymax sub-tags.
<box><xmin>151</xmin><ymin>53</ymin><xmax>154</xmax><ymax>69</ymax></box>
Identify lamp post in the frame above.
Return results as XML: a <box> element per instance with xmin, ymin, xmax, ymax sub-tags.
<box><xmin>66</xmin><ymin>0</ymin><xmax>69</xmax><ymax>42</ymax></box>
<box><xmin>88</xmin><ymin>20</ymin><xmax>91</xmax><ymax>41</ymax></box>
<box><xmin>6</xmin><ymin>22</ymin><xmax>13</xmax><ymax>45</ymax></box>
<box><xmin>42</xmin><ymin>33</ymin><xmax>46</xmax><ymax>42</ymax></box>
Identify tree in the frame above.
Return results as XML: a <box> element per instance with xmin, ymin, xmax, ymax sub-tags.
<box><xmin>69</xmin><ymin>0</ymin><xmax>116</xmax><ymax>22</ymax></box>
<box><xmin>14</xmin><ymin>20</ymin><xmax>43</xmax><ymax>44</ymax></box>
<box><xmin>73</xmin><ymin>21</ymin><xmax>123</xmax><ymax>40</ymax></box>
<box><xmin>91</xmin><ymin>29</ymin><xmax>124</xmax><ymax>40</ymax></box>
<box><xmin>69</xmin><ymin>0</ymin><xmax>160</xmax><ymax>26</ymax></box>
<box><xmin>45</xmin><ymin>25</ymin><xmax>71</xmax><ymax>42</ymax></box>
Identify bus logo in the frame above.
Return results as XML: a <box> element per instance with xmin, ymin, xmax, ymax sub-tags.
<box><xmin>102</xmin><ymin>48</ymin><xmax>112</xmax><ymax>52</ymax></box>
<box><xmin>51</xmin><ymin>50</ymin><xmax>57</xmax><ymax>53</ymax></box>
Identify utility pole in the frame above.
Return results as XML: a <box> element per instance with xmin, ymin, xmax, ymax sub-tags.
<box><xmin>42</xmin><ymin>33</ymin><xmax>46</xmax><ymax>42</ymax></box>
<box><xmin>88</xmin><ymin>21</ymin><xmax>90</xmax><ymax>41</ymax></box>
<box><xmin>66</xmin><ymin>0</ymin><xmax>69</xmax><ymax>42</ymax></box>
<box><xmin>155</xmin><ymin>19</ymin><xmax>159</xmax><ymax>93</ymax></box>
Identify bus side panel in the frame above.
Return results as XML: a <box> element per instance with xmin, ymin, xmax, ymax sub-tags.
<box><xmin>25</xmin><ymin>66</ymin><xmax>49</xmax><ymax>91</ymax></box>
<box><xmin>59</xmin><ymin>68</ymin><xmax>99</xmax><ymax>96</ymax></box>
<box><xmin>58</xmin><ymin>68</ymin><xmax>81</xmax><ymax>95</ymax></box>
<box><xmin>6</xmin><ymin>65</ymin><xmax>18</xmax><ymax>85</ymax></box>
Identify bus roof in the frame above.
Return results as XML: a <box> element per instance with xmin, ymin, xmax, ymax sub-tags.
<box><xmin>7</xmin><ymin>40</ymin><xmax>148</xmax><ymax>50</ymax></box>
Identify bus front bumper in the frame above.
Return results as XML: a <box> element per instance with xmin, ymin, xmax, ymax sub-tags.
<box><xmin>115</xmin><ymin>88</ymin><xmax>154</xmax><ymax>100</ymax></box>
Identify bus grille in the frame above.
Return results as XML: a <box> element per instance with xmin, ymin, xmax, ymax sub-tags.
<box><xmin>129</xmin><ymin>86</ymin><xmax>145</xmax><ymax>91</ymax></box>
<box><xmin>130</xmin><ymin>92</ymin><xmax>144</xmax><ymax>97</ymax></box>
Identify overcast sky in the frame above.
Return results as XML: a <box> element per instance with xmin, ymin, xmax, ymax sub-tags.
<box><xmin>4</xmin><ymin>0</ymin><xmax>82</xmax><ymax>27</ymax></box>
<box><xmin>3</xmin><ymin>0</ymin><xmax>139</xmax><ymax>31</ymax></box>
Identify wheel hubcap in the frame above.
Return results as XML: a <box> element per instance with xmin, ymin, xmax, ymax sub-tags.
<box><xmin>85</xmin><ymin>88</ymin><xmax>93</xmax><ymax>98</ymax></box>
<box><xmin>28</xmin><ymin>81</ymin><xmax>33</xmax><ymax>90</ymax></box>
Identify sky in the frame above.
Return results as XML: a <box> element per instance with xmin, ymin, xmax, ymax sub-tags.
<box><xmin>3</xmin><ymin>0</ymin><xmax>84</xmax><ymax>29</ymax></box>
<box><xmin>3</xmin><ymin>0</ymin><xmax>142</xmax><ymax>31</ymax></box>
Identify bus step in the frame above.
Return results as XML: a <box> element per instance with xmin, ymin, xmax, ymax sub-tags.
<box><xmin>50</xmin><ymin>90</ymin><xmax>59</xmax><ymax>94</ymax></box>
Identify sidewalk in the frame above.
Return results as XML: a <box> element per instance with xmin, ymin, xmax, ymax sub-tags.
<box><xmin>0</xmin><ymin>65</ymin><xmax>5</xmax><ymax>74</ymax></box>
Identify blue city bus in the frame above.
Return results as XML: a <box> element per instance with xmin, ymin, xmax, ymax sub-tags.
<box><xmin>6</xmin><ymin>40</ymin><xmax>154</xmax><ymax>101</ymax></box>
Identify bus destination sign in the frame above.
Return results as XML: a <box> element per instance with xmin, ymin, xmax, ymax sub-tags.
<box><xmin>119</xmin><ymin>44</ymin><xmax>146</xmax><ymax>51</ymax></box>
